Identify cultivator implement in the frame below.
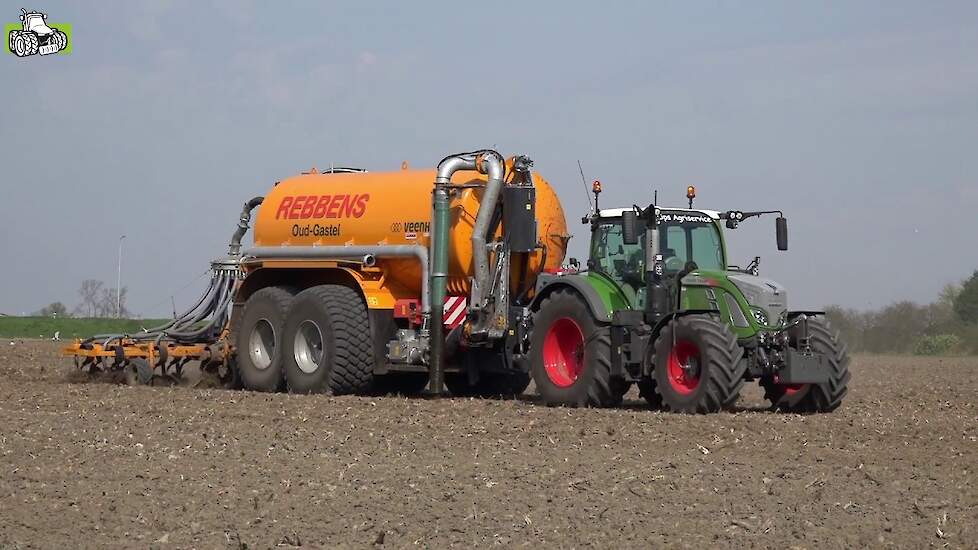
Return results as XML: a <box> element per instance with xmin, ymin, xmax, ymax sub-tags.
<box><xmin>63</xmin><ymin>199</ymin><xmax>264</xmax><ymax>385</ymax></box>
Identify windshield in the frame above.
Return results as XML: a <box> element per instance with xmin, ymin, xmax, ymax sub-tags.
<box><xmin>589</xmin><ymin>211</ymin><xmax>725</xmax><ymax>280</ymax></box>
<box><xmin>659</xmin><ymin>211</ymin><xmax>725</xmax><ymax>272</ymax></box>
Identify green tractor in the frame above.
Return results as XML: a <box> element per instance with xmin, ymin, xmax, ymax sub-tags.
<box><xmin>527</xmin><ymin>184</ymin><xmax>850</xmax><ymax>413</ymax></box>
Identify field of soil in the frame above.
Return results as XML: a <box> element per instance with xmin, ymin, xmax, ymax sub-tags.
<box><xmin>0</xmin><ymin>340</ymin><xmax>975</xmax><ymax>548</ymax></box>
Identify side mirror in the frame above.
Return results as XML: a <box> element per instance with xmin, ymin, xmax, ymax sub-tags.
<box><xmin>622</xmin><ymin>210</ymin><xmax>639</xmax><ymax>245</ymax></box>
<box><xmin>776</xmin><ymin>216</ymin><xmax>788</xmax><ymax>251</ymax></box>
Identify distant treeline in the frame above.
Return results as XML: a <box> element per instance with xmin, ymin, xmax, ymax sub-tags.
<box><xmin>825</xmin><ymin>271</ymin><xmax>978</xmax><ymax>355</ymax></box>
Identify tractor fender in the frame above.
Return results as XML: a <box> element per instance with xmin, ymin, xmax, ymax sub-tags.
<box><xmin>649</xmin><ymin>309</ymin><xmax>721</xmax><ymax>340</ymax></box>
<box><xmin>531</xmin><ymin>274</ymin><xmax>610</xmax><ymax>322</ymax></box>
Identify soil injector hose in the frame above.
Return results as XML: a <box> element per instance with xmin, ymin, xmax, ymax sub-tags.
<box><xmin>83</xmin><ymin>198</ymin><xmax>264</xmax><ymax>348</ymax></box>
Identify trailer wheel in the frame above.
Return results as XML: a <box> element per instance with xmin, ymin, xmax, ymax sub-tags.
<box><xmin>235</xmin><ymin>286</ymin><xmax>294</xmax><ymax>392</ymax></box>
<box><xmin>652</xmin><ymin>314</ymin><xmax>745</xmax><ymax>413</ymax></box>
<box><xmin>529</xmin><ymin>289</ymin><xmax>618</xmax><ymax>407</ymax></box>
<box><xmin>762</xmin><ymin>315</ymin><xmax>850</xmax><ymax>413</ymax></box>
<box><xmin>281</xmin><ymin>284</ymin><xmax>374</xmax><ymax>395</ymax></box>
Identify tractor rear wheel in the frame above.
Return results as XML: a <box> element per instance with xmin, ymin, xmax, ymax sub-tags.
<box><xmin>54</xmin><ymin>30</ymin><xmax>67</xmax><ymax>50</ymax></box>
<box><xmin>8</xmin><ymin>31</ymin><xmax>17</xmax><ymax>54</ymax></box>
<box><xmin>762</xmin><ymin>315</ymin><xmax>850</xmax><ymax>413</ymax></box>
<box><xmin>235</xmin><ymin>286</ymin><xmax>294</xmax><ymax>392</ymax></box>
<box><xmin>13</xmin><ymin>34</ymin><xmax>26</xmax><ymax>57</ymax></box>
<box><xmin>652</xmin><ymin>314</ymin><xmax>745</xmax><ymax>413</ymax></box>
<box><xmin>281</xmin><ymin>285</ymin><xmax>374</xmax><ymax>394</ymax></box>
<box><xmin>529</xmin><ymin>289</ymin><xmax>618</xmax><ymax>407</ymax></box>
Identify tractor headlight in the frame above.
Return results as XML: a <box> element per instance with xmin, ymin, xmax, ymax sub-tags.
<box><xmin>751</xmin><ymin>307</ymin><xmax>769</xmax><ymax>326</ymax></box>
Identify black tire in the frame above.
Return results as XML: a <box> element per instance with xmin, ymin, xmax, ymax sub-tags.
<box><xmin>652</xmin><ymin>314</ymin><xmax>745</xmax><ymax>413</ymax></box>
<box><xmin>234</xmin><ymin>286</ymin><xmax>294</xmax><ymax>392</ymax></box>
<box><xmin>372</xmin><ymin>373</ymin><xmax>429</xmax><ymax>396</ymax></box>
<box><xmin>761</xmin><ymin>316</ymin><xmax>850</xmax><ymax>413</ymax></box>
<box><xmin>13</xmin><ymin>34</ymin><xmax>27</xmax><ymax>57</ymax></box>
<box><xmin>528</xmin><ymin>289</ymin><xmax>618</xmax><ymax>407</ymax></box>
<box><xmin>446</xmin><ymin>371</ymin><xmax>531</xmax><ymax>398</ymax></box>
<box><xmin>23</xmin><ymin>32</ymin><xmax>38</xmax><ymax>55</ymax></box>
<box><xmin>281</xmin><ymin>285</ymin><xmax>374</xmax><ymax>394</ymax></box>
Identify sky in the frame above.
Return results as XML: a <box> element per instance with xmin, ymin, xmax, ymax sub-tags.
<box><xmin>1</xmin><ymin>1</ymin><xmax>976</xmax><ymax>316</ymax></box>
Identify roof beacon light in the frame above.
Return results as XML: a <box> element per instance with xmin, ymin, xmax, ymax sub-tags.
<box><xmin>592</xmin><ymin>180</ymin><xmax>602</xmax><ymax>212</ymax></box>
<box><xmin>686</xmin><ymin>185</ymin><xmax>696</xmax><ymax>208</ymax></box>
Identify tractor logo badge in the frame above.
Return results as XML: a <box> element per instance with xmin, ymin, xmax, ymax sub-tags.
<box><xmin>6</xmin><ymin>8</ymin><xmax>70</xmax><ymax>57</ymax></box>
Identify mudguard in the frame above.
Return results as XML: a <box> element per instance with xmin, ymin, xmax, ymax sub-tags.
<box><xmin>532</xmin><ymin>273</ymin><xmax>613</xmax><ymax>322</ymax></box>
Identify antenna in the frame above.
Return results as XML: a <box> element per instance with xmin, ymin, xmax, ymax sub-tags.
<box><xmin>577</xmin><ymin>160</ymin><xmax>594</xmax><ymax>212</ymax></box>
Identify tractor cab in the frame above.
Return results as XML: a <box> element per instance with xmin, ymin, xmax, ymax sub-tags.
<box><xmin>589</xmin><ymin>207</ymin><xmax>726</xmax><ymax>282</ymax></box>
<box><xmin>21</xmin><ymin>11</ymin><xmax>54</xmax><ymax>35</ymax></box>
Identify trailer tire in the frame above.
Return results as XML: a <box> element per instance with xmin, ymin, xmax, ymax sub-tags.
<box><xmin>529</xmin><ymin>289</ymin><xmax>618</xmax><ymax>407</ymax></box>
<box><xmin>762</xmin><ymin>316</ymin><xmax>850</xmax><ymax>413</ymax></box>
<box><xmin>652</xmin><ymin>314</ymin><xmax>745</xmax><ymax>413</ymax></box>
<box><xmin>282</xmin><ymin>284</ymin><xmax>374</xmax><ymax>395</ymax></box>
<box><xmin>235</xmin><ymin>286</ymin><xmax>294</xmax><ymax>392</ymax></box>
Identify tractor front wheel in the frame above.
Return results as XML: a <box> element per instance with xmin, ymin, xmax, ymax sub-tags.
<box><xmin>529</xmin><ymin>289</ymin><xmax>618</xmax><ymax>407</ymax></box>
<box><xmin>762</xmin><ymin>315</ymin><xmax>850</xmax><ymax>413</ymax></box>
<box><xmin>652</xmin><ymin>314</ymin><xmax>745</xmax><ymax>413</ymax></box>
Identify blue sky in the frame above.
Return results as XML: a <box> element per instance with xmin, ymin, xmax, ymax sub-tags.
<box><xmin>1</xmin><ymin>1</ymin><xmax>976</xmax><ymax>315</ymax></box>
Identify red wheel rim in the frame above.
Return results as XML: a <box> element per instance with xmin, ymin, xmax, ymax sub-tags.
<box><xmin>667</xmin><ymin>339</ymin><xmax>701</xmax><ymax>394</ymax></box>
<box><xmin>542</xmin><ymin>317</ymin><xmax>585</xmax><ymax>387</ymax></box>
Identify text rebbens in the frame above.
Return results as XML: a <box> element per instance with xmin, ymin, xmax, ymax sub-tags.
<box><xmin>275</xmin><ymin>194</ymin><xmax>370</xmax><ymax>220</ymax></box>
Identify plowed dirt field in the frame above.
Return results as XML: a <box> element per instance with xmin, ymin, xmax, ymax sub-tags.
<box><xmin>0</xmin><ymin>340</ymin><xmax>975</xmax><ymax>548</ymax></box>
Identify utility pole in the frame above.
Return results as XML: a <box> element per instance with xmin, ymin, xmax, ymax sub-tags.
<box><xmin>117</xmin><ymin>235</ymin><xmax>126</xmax><ymax>318</ymax></box>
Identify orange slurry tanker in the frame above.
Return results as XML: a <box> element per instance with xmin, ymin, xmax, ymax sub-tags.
<box><xmin>66</xmin><ymin>150</ymin><xmax>572</xmax><ymax>396</ymax></box>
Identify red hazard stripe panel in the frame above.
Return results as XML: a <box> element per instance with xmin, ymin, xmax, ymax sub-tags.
<box><xmin>443</xmin><ymin>296</ymin><xmax>467</xmax><ymax>328</ymax></box>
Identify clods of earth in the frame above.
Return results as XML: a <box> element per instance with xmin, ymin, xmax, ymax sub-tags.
<box><xmin>0</xmin><ymin>340</ymin><xmax>975</xmax><ymax>548</ymax></box>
